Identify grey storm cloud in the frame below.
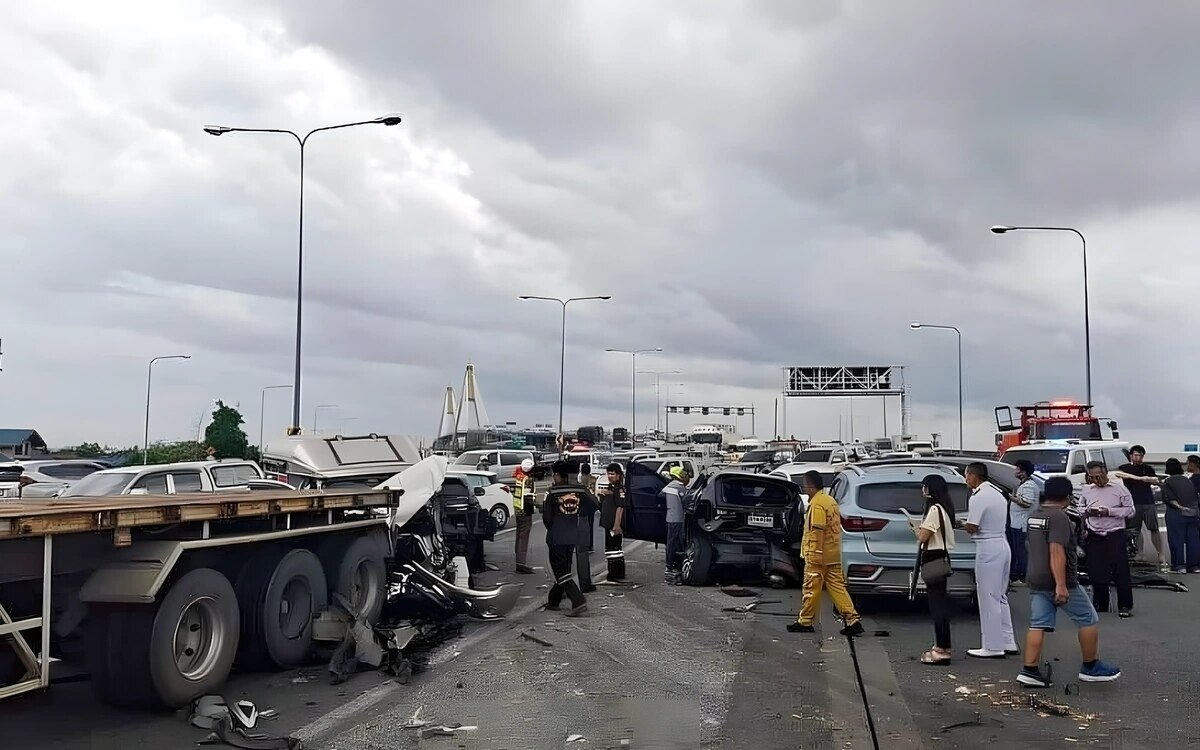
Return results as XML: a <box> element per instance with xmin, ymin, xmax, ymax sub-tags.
<box><xmin>2</xmin><ymin>0</ymin><xmax>1199</xmax><ymax>450</ymax></box>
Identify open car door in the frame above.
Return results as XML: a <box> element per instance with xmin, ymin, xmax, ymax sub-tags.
<box><xmin>623</xmin><ymin>459</ymin><xmax>668</xmax><ymax>544</ymax></box>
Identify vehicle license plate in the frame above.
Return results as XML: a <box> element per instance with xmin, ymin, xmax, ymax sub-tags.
<box><xmin>747</xmin><ymin>513</ymin><xmax>774</xmax><ymax>528</ymax></box>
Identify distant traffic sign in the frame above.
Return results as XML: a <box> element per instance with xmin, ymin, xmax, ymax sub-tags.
<box><xmin>1185</xmin><ymin>444</ymin><xmax>1198</xmax><ymax>452</ymax></box>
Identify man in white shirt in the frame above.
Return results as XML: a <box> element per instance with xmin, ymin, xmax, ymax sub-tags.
<box><xmin>1008</xmin><ymin>459</ymin><xmax>1040</xmax><ymax>584</ymax></box>
<box><xmin>964</xmin><ymin>462</ymin><xmax>1018</xmax><ymax>659</ymax></box>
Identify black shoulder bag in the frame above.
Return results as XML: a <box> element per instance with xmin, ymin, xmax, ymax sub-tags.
<box><xmin>919</xmin><ymin>505</ymin><xmax>953</xmax><ymax>585</ymax></box>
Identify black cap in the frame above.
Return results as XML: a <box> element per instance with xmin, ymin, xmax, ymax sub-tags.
<box><xmin>1044</xmin><ymin>476</ymin><xmax>1073</xmax><ymax>500</ymax></box>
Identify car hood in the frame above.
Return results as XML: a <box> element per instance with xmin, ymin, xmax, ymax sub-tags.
<box><xmin>376</xmin><ymin>456</ymin><xmax>449</xmax><ymax>528</ymax></box>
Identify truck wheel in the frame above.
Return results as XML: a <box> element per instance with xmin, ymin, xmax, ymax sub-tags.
<box><xmin>681</xmin><ymin>534</ymin><xmax>714</xmax><ymax>587</ymax></box>
<box><xmin>236</xmin><ymin>549</ymin><xmax>327</xmax><ymax>670</ymax></box>
<box><xmin>489</xmin><ymin>504</ymin><xmax>510</xmax><ymax>529</ymax></box>
<box><xmin>86</xmin><ymin>568</ymin><xmax>239</xmax><ymax>708</ymax></box>
<box><xmin>328</xmin><ymin>536</ymin><xmax>387</xmax><ymax>625</ymax></box>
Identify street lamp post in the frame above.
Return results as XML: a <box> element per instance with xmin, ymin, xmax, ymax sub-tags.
<box><xmin>144</xmin><ymin>355</ymin><xmax>191</xmax><ymax>464</ymax></box>
<box><xmin>259</xmin><ymin>384</ymin><xmax>291</xmax><ymax>455</ymax></box>
<box><xmin>313</xmin><ymin>404</ymin><xmax>339</xmax><ymax>434</ymax></box>
<box><xmin>910</xmin><ymin>323</ymin><xmax>963</xmax><ymax>450</ymax></box>
<box><xmin>606</xmin><ymin>348</ymin><xmax>663</xmax><ymax>447</ymax></box>
<box><xmin>662</xmin><ymin>383</ymin><xmax>685</xmax><ymax>441</ymax></box>
<box><xmin>638</xmin><ymin>369</ymin><xmax>682</xmax><ymax>438</ymax></box>
<box><xmin>205</xmin><ymin>114</ymin><xmax>403</xmax><ymax>436</ymax></box>
<box><xmin>517</xmin><ymin>295</ymin><xmax>611</xmax><ymax>446</ymax></box>
<box><xmin>991</xmin><ymin>225</ymin><xmax>1091</xmax><ymax>405</ymax></box>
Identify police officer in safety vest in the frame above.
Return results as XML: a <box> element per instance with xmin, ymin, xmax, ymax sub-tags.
<box><xmin>513</xmin><ymin>459</ymin><xmax>537</xmax><ymax>574</ymax></box>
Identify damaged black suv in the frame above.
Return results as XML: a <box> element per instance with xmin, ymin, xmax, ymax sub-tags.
<box><xmin>622</xmin><ymin>462</ymin><xmax>804</xmax><ymax>586</ymax></box>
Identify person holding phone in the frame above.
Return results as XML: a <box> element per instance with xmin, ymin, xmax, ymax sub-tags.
<box><xmin>1081</xmin><ymin>461</ymin><xmax>1136</xmax><ymax>617</ymax></box>
<box><xmin>912</xmin><ymin>474</ymin><xmax>956</xmax><ymax>664</ymax></box>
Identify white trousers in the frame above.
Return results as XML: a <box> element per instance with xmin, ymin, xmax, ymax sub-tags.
<box><xmin>974</xmin><ymin>538</ymin><xmax>1016</xmax><ymax>651</ymax></box>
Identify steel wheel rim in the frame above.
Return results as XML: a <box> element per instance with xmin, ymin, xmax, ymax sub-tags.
<box><xmin>174</xmin><ymin>596</ymin><xmax>225</xmax><ymax>681</ymax></box>
<box><xmin>279</xmin><ymin>577</ymin><xmax>313</xmax><ymax>639</ymax></box>
<box><xmin>351</xmin><ymin>558</ymin><xmax>381</xmax><ymax>617</ymax></box>
<box><xmin>491</xmin><ymin>506</ymin><xmax>507</xmax><ymax>526</ymax></box>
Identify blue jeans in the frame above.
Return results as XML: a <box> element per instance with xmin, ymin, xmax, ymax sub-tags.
<box><xmin>1029</xmin><ymin>585</ymin><xmax>1099</xmax><ymax>631</ymax></box>
<box><xmin>1165</xmin><ymin>509</ymin><xmax>1200</xmax><ymax>571</ymax></box>
<box><xmin>1006</xmin><ymin>526</ymin><xmax>1028</xmax><ymax>581</ymax></box>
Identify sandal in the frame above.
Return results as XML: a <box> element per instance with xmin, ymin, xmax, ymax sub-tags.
<box><xmin>920</xmin><ymin>648</ymin><xmax>952</xmax><ymax>665</ymax></box>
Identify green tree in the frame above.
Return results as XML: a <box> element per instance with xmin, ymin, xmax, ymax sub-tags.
<box><xmin>205</xmin><ymin>401</ymin><xmax>249</xmax><ymax>460</ymax></box>
<box><xmin>72</xmin><ymin>442</ymin><xmax>105</xmax><ymax>458</ymax></box>
<box><xmin>127</xmin><ymin>441</ymin><xmax>206</xmax><ymax>466</ymax></box>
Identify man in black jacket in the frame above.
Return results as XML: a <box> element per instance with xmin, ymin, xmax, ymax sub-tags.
<box><xmin>544</xmin><ymin>461</ymin><xmax>597</xmax><ymax>616</ymax></box>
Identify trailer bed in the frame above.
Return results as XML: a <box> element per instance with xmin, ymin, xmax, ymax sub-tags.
<box><xmin>0</xmin><ymin>489</ymin><xmax>392</xmax><ymax>540</ymax></box>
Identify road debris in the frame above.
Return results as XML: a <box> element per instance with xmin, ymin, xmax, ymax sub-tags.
<box><xmin>566</xmin><ymin>734</ymin><xmax>587</xmax><ymax>743</ymax></box>
<box><xmin>719</xmin><ymin>584</ymin><xmax>759</xmax><ymax>597</ymax></box>
<box><xmin>520</xmin><ymin>631</ymin><xmax>555</xmax><ymax>648</ymax></box>
<box><xmin>191</xmin><ymin>697</ymin><xmax>301</xmax><ymax>750</ymax></box>
<box><xmin>418</xmin><ymin>723</ymin><xmax>477</xmax><ymax>739</ymax></box>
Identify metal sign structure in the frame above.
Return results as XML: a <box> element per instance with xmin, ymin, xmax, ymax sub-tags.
<box><xmin>780</xmin><ymin>366</ymin><xmax>908</xmax><ymax>439</ymax></box>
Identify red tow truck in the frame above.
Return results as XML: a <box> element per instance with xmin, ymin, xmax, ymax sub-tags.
<box><xmin>994</xmin><ymin>400</ymin><xmax>1120</xmax><ymax>457</ymax></box>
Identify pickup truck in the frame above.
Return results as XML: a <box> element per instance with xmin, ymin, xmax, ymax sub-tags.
<box><xmin>59</xmin><ymin>460</ymin><xmax>277</xmax><ymax>497</ymax></box>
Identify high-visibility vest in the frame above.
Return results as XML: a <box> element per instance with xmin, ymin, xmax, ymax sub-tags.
<box><xmin>513</xmin><ymin>473</ymin><xmax>529</xmax><ymax>511</ymax></box>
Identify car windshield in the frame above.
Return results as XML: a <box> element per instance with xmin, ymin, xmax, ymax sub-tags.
<box><xmin>453</xmin><ymin>453</ymin><xmax>486</xmax><ymax>466</ymax></box>
<box><xmin>1001</xmin><ymin>450</ymin><xmax>1069</xmax><ymax>474</ymax></box>
<box><xmin>795</xmin><ymin>450</ymin><xmax>832</xmax><ymax>462</ymax></box>
<box><xmin>855</xmin><ymin>481</ymin><xmax>971</xmax><ymax>515</ymax></box>
<box><xmin>739</xmin><ymin>450</ymin><xmax>775</xmax><ymax>462</ymax></box>
<box><xmin>62</xmin><ymin>472</ymin><xmax>134</xmax><ymax>497</ymax></box>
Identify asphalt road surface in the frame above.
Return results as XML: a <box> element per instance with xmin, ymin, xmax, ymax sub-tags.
<box><xmin>4</xmin><ymin>521</ymin><xmax>1200</xmax><ymax>749</ymax></box>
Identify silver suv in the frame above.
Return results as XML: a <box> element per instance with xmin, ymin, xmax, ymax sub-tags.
<box><xmin>4</xmin><ymin>459</ymin><xmax>108</xmax><ymax>498</ymax></box>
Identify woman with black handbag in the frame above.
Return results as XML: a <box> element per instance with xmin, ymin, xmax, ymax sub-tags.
<box><xmin>913</xmin><ymin>474</ymin><xmax>956</xmax><ymax>665</ymax></box>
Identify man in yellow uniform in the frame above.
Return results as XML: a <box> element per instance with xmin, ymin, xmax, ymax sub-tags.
<box><xmin>789</xmin><ymin>470</ymin><xmax>865</xmax><ymax>636</ymax></box>
<box><xmin>513</xmin><ymin>459</ymin><xmax>537</xmax><ymax>574</ymax></box>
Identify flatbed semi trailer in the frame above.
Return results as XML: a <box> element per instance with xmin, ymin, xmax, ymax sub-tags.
<box><xmin>0</xmin><ymin>488</ymin><xmax>398</xmax><ymax>708</ymax></box>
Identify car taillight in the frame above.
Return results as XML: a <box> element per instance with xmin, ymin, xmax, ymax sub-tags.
<box><xmin>841</xmin><ymin>516</ymin><xmax>888</xmax><ymax>532</ymax></box>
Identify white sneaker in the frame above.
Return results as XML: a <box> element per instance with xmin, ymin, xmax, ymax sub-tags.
<box><xmin>967</xmin><ymin>648</ymin><xmax>1007</xmax><ymax>659</ymax></box>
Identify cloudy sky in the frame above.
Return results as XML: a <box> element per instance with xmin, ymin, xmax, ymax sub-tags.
<box><xmin>3</xmin><ymin>1</ymin><xmax>1199</xmax><ymax>452</ymax></box>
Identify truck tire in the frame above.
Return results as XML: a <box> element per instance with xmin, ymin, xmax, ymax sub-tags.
<box><xmin>681</xmin><ymin>533</ymin><xmax>714</xmax><ymax>587</ymax></box>
<box><xmin>86</xmin><ymin>568</ymin><xmax>240</xmax><ymax>708</ymax></box>
<box><xmin>326</xmin><ymin>536</ymin><xmax>387</xmax><ymax>625</ymax></box>
<box><xmin>236</xmin><ymin>549</ymin><xmax>327</xmax><ymax>670</ymax></box>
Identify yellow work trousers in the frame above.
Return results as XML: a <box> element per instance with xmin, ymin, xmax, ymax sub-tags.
<box><xmin>797</xmin><ymin>562</ymin><xmax>860</xmax><ymax>627</ymax></box>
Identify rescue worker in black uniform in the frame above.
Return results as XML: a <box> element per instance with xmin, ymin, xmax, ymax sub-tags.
<box><xmin>544</xmin><ymin>460</ymin><xmax>597</xmax><ymax>616</ymax></box>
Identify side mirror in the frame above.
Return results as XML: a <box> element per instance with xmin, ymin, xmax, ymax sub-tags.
<box><xmin>474</xmin><ymin>486</ymin><xmax>485</xmax><ymax>497</ymax></box>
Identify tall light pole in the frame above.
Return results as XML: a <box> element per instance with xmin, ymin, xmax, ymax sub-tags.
<box><xmin>259</xmin><ymin>384</ymin><xmax>291</xmax><ymax>455</ymax></box>
<box><xmin>606</xmin><ymin>348</ymin><xmax>663</xmax><ymax>446</ymax></box>
<box><xmin>910</xmin><ymin>323</ymin><xmax>963</xmax><ymax>450</ymax></box>
<box><xmin>517</xmin><ymin>295</ymin><xmax>611</xmax><ymax>446</ymax></box>
<box><xmin>205</xmin><ymin>114</ymin><xmax>403</xmax><ymax>437</ymax></box>
<box><xmin>144</xmin><ymin>355</ymin><xmax>191</xmax><ymax>464</ymax></box>
<box><xmin>313</xmin><ymin>404</ymin><xmax>339</xmax><ymax>433</ymax></box>
<box><xmin>991</xmin><ymin>225</ymin><xmax>1091</xmax><ymax>405</ymax></box>
<box><xmin>638</xmin><ymin>369</ymin><xmax>681</xmax><ymax>438</ymax></box>
<box><xmin>662</xmin><ymin>382</ymin><xmax>685</xmax><ymax>440</ymax></box>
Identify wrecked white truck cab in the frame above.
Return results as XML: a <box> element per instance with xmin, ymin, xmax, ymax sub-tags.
<box><xmin>0</xmin><ymin>456</ymin><xmax>516</xmax><ymax>709</ymax></box>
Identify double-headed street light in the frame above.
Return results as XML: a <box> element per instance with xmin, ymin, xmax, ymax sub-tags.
<box><xmin>144</xmin><ymin>355</ymin><xmax>191</xmax><ymax>464</ymax></box>
<box><xmin>991</xmin><ymin>225</ymin><xmax>1091</xmax><ymax>405</ymax></box>
<box><xmin>259</xmin><ymin>384</ymin><xmax>292</xmax><ymax>455</ymax></box>
<box><xmin>205</xmin><ymin>114</ymin><xmax>403</xmax><ymax>437</ymax></box>
<box><xmin>518</xmin><ymin>295</ymin><xmax>611</xmax><ymax>445</ymax></box>
<box><xmin>910</xmin><ymin>323</ymin><xmax>963</xmax><ymax>450</ymax></box>
<box><xmin>638</xmin><ymin>369</ymin><xmax>682</xmax><ymax>438</ymax></box>
<box><xmin>606</xmin><ymin>348</ymin><xmax>663</xmax><ymax>446</ymax></box>
<box><xmin>312</xmin><ymin>404</ymin><xmax>339</xmax><ymax>433</ymax></box>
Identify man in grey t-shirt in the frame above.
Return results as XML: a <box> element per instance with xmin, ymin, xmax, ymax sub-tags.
<box><xmin>1018</xmin><ymin>477</ymin><xmax>1119</xmax><ymax>688</ymax></box>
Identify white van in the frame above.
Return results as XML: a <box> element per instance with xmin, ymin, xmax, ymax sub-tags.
<box><xmin>1000</xmin><ymin>440</ymin><xmax>1131</xmax><ymax>493</ymax></box>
